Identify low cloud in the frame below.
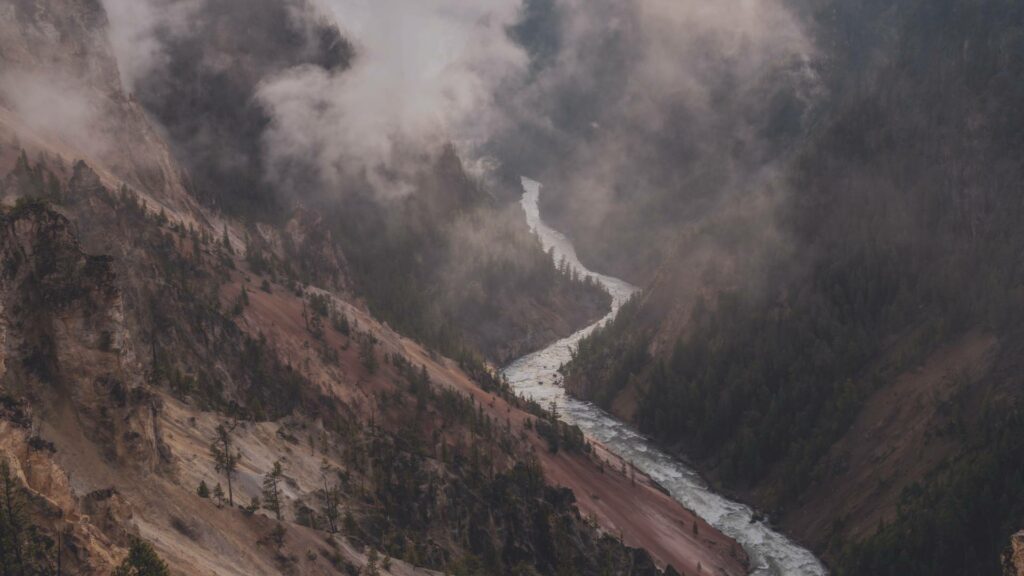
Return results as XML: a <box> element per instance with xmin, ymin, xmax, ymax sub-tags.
<box><xmin>99</xmin><ymin>0</ymin><xmax>528</xmax><ymax>199</ymax></box>
<box><xmin>257</xmin><ymin>0</ymin><xmax>528</xmax><ymax>195</ymax></box>
<box><xmin>95</xmin><ymin>0</ymin><xmax>818</xmax><ymax>214</ymax></box>
<box><xmin>0</xmin><ymin>71</ymin><xmax>110</xmax><ymax>158</ymax></box>
<box><xmin>101</xmin><ymin>0</ymin><xmax>203</xmax><ymax>90</ymax></box>
<box><xmin>488</xmin><ymin>0</ymin><xmax>821</xmax><ymax>275</ymax></box>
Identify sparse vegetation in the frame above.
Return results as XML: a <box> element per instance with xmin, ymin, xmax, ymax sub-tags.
<box><xmin>211</xmin><ymin>423</ymin><xmax>242</xmax><ymax>506</ymax></box>
<box><xmin>0</xmin><ymin>460</ymin><xmax>59</xmax><ymax>574</ymax></box>
<box><xmin>262</xmin><ymin>460</ymin><xmax>284</xmax><ymax>521</ymax></box>
<box><xmin>112</xmin><ymin>537</ymin><xmax>171</xmax><ymax>576</ymax></box>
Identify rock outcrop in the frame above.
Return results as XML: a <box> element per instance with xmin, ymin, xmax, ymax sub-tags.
<box><xmin>1005</xmin><ymin>531</ymin><xmax>1024</xmax><ymax>576</ymax></box>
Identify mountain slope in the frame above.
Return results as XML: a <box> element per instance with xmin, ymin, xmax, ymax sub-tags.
<box><xmin>561</xmin><ymin>1</ymin><xmax>1024</xmax><ymax>573</ymax></box>
<box><xmin>0</xmin><ymin>1</ymin><xmax>745</xmax><ymax>574</ymax></box>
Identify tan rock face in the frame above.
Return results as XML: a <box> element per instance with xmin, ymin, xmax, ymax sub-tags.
<box><xmin>0</xmin><ymin>0</ymin><xmax>199</xmax><ymax>219</ymax></box>
<box><xmin>0</xmin><ymin>203</ymin><xmax>166</xmax><ymax>471</ymax></box>
<box><xmin>0</xmin><ymin>420</ymin><xmax>123</xmax><ymax>575</ymax></box>
<box><xmin>1004</xmin><ymin>531</ymin><xmax>1024</xmax><ymax>576</ymax></box>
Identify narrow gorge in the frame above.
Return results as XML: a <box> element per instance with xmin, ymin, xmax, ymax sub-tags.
<box><xmin>506</xmin><ymin>179</ymin><xmax>827</xmax><ymax>576</ymax></box>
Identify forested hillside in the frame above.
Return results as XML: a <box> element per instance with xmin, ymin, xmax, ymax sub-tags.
<box><xmin>562</xmin><ymin>1</ymin><xmax>1024</xmax><ymax>573</ymax></box>
<box><xmin>124</xmin><ymin>0</ymin><xmax>609</xmax><ymax>365</ymax></box>
<box><xmin>6</xmin><ymin>0</ymin><xmax>1023</xmax><ymax>573</ymax></box>
<box><xmin>0</xmin><ymin>0</ymin><xmax>738</xmax><ymax>574</ymax></box>
<box><xmin>0</xmin><ymin>150</ymin><xmax>672</xmax><ymax>574</ymax></box>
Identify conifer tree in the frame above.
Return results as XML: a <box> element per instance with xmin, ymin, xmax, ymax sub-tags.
<box><xmin>113</xmin><ymin>537</ymin><xmax>171</xmax><ymax>576</ymax></box>
<box><xmin>359</xmin><ymin>338</ymin><xmax>378</xmax><ymax>374</ymax></box>
<box><xmin>268</xmin><ymin>523</ymin><xmax>286</xmax><ymax>551</ymax></box>
<box><xmin>363</xmin><ymin>549</ymin><xmax>380</xmax><ymax>576</ymax></box>
<box><xmin>113</xmin><ymin>532</ymin><xmax>168</xmax><ymax>573</ymax></box>
<box><xmin>221</xmin><ymin>224</ymin><xmax>233</xmax><ymax>254</ymax></box>
<box><xmin>319</xmin><ymin>460</ymin><xmax>342</xmax><ymax>534</ymax></box>
<box><xmin>0</xmin><ymin>459</ymin><xmax>29</xmax><ymax>574</ymax></box>
<box><xmin>262</xmin><ymin>460</ymin><xmax>284</xmax><ymax>520</ymax></box>
<box><xmin>211</xmin><ymin>423</ymin><xmax>242</xmax><ymax>506</ymax></box>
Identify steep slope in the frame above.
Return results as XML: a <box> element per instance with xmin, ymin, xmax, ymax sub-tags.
<box><xmin>0</xmin><ymin>0</ymin><xmax>199</xmax><ymax>218</ymax></box>
<box><xmin>0</xmin><ymin>0</ymin><xmax>745</xmax><ymax>574</ymax></box>
<box><xmin>110</xmin><ymin>0</ymin><xmax>610</xmax><ymax>366</ymax></box>
<box><xmin>0</xmin><ymin>155</ymin><xmax>745</xmax><ymax>575</ymax></box>
<box><xmin>562</xmin><ymin>1</ymin><xmax>1024</xmax><ymax>574</ymax></box>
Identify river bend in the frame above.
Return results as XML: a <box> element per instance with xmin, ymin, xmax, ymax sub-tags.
<box><xmin>502</xmin><ymin>178</ymin><xmax>827</xmax><ymax>576</ymax></box>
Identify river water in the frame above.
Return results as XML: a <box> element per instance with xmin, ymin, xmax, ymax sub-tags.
<box><xmin>502</xmin><ymin>178</ymin><xmax>827</xmax><ymax>576</ymax></box>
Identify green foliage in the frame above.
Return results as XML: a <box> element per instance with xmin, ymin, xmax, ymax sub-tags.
<box><xmin>245</xmin><ymin>245</ymin><xmax>270</xmax><ymax>276</ymax></box>
<box><xmin>332</xmin><ymin>311</ymin><xmax>351</xmax><ymax>335</ymax></box>
<box><xmin>319</xmin><ymin>460</ymin><xmax>343</xmax><ymax>534</ymax></box>
<box><xmin>0</xmin><ymin>460</ymin><xmax>58</xmax><ymax>575</ymax></box>
<box><xmin>196</xmin><ymin>480</ymin><xmax>210</xmax><ymax>498</ymax></box>
<box><xmin>305</xmin><ymin>353</ymin><xmax>660</xmax><ymax>576</ymax></box>
<box><xmin>835</xmin><ymin>404</ymin><xmax>1024</xmax><ymax>576</ymax></box>
<box><xmin>237</xmin><ymin>333</ymin><xmax>305</xmax><ymax>420</ymax></box>
<box><xmin>231</xmin><ymin>286</ymin><xmax>249</xmax><ymax>316</ymax></box>
<box><xmin>564</xmin><ymin>0</ymin><xmax>1024</xmax><ymax>569</ymax></box>
<box><xmin>308</xmin><ymin>293</ymin><xmax>330</xmax><ymax>317</ymax></box>
<box><xmin>362</xmin><ymin>548</ymin><xmax>380</xmax><ymax>576</ymax></box>
<box><xmin>268</xmin><ymin>523</ymin><xmax>286</xmax><ymax>550</ymax></box>
<box><xmin>211</xmin><ymin>423</ymin><xmax>242</xmax><ymax>506</ymax></box>
<box><xmin>221</xmin><ymin>225</ymin><xmax>233</xmax><ymax>255</ymax></box>
<box><xmin>6</xmin><ymin>151</ymin><xmax>63</xmax><ymax>209</ymax></box>
<box><xmin>243</xmin><ymin>495</ymin><xmax>261</xmax><ymax>516</ymax></box>
<box><xmin>112</xmin><ymin>537</ymin><xmax>171</xmax><ymax>576</ymax></box>
<box><xmin>359</xmin><ymin>337</ymin><xmax>378</xmax><ymax>374</ymax></box>
<box><xmin>262</xmin><ymin>460</ymin><xmax>284</xmax><ymax>520</ymax></box>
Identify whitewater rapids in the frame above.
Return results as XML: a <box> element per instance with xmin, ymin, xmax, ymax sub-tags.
<box><xmin>502</xmin><ymin>177</ymin><xmax>828</xmax><ymax>576</ymax></box>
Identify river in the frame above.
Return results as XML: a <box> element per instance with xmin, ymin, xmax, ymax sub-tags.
<box><xmin>502</xmin><ymin>177</ymin><xmax>828</xmax><ymax>576</ymax></box>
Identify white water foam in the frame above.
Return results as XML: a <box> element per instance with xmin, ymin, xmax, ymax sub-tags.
<box><xmin>503</xmin><ymin>177</ymin><xmax>827</xmax><ymax>576</ymax></box>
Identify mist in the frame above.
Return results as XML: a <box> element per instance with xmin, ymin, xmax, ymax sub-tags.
<box><xmin>97</xmin><ymin>0</ymin><xmax>528</xmax><ymax>202</ymax></box>
<box><xmin>490</xmin><ymin>0</ymin><xmax>821</xmax><ymax>281</ymax></box>
<box><xmin>258</xmin><ymin>0</ymin><xmax>527</xmax><ymax>196</ymax></box>
<box><xmin>0</xmin><ymin>71</ymin><xmax>110</xmax><ymax>159</ymax></box>
<box><xmin>94</xmin><ymin>0</ymin><xmax>818</xmax><ymax>223</ymax></box>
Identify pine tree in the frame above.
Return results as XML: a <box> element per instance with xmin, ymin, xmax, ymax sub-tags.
<box><xmin>262</xmin><ymin>460</ymin><xmax>284</xmax><ymax>521</ymax></box>
<box><xmin>211</xmin><ymin>423</ymin><xmax>242</xmax><ymax>506</ymax></box>
<box><xmin>221</xmin><ymin>224</ymin><xmax>233</xmax><ymax>254</ymax></box>
<box><xmin>269</xmin><ymin>523</ymin><xmax>286</xmax><ymax>550</ymax></box>
<box><xmin>243</xmin><ymin>495</ymin><xmax>261</xmax><ymax>516</ymax></box>
<box><xmin>213</xmin><ymin>483</ymin><xmax>225</xmax><ymax>507</ymax></box>
<box><xmin>359</xmin><ymin>338</ymin><xmax>378</xmax><ymax>374</ymax></box>
<box><xmin>319</xmin><ymin>460</ymin><xmax>342</xmax><ymax>534</ymax></box>
<box><xmin>0</xmin><ymin>459</ymin><xmax>29</xmax><ymax>574</ymax></box>
<box><xmin>113</xmin><ymin>536</ymin><xmax>171</xmax><ymax>576</ymax></box>
<box><xmin>363</xmin><ymin>549</ymin><xmax>380</xmax><ymax>576</ymax></box>
<box><xmin>196</xmin><ymin>480</ymin><xmax>210</xmax><ymax>498</ymax></box>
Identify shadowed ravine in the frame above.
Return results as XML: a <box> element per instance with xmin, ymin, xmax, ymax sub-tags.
<box><xmin>503</xmin><ymin>178</ymin><xmax>828</xmax><ymax>576</ymax></box>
